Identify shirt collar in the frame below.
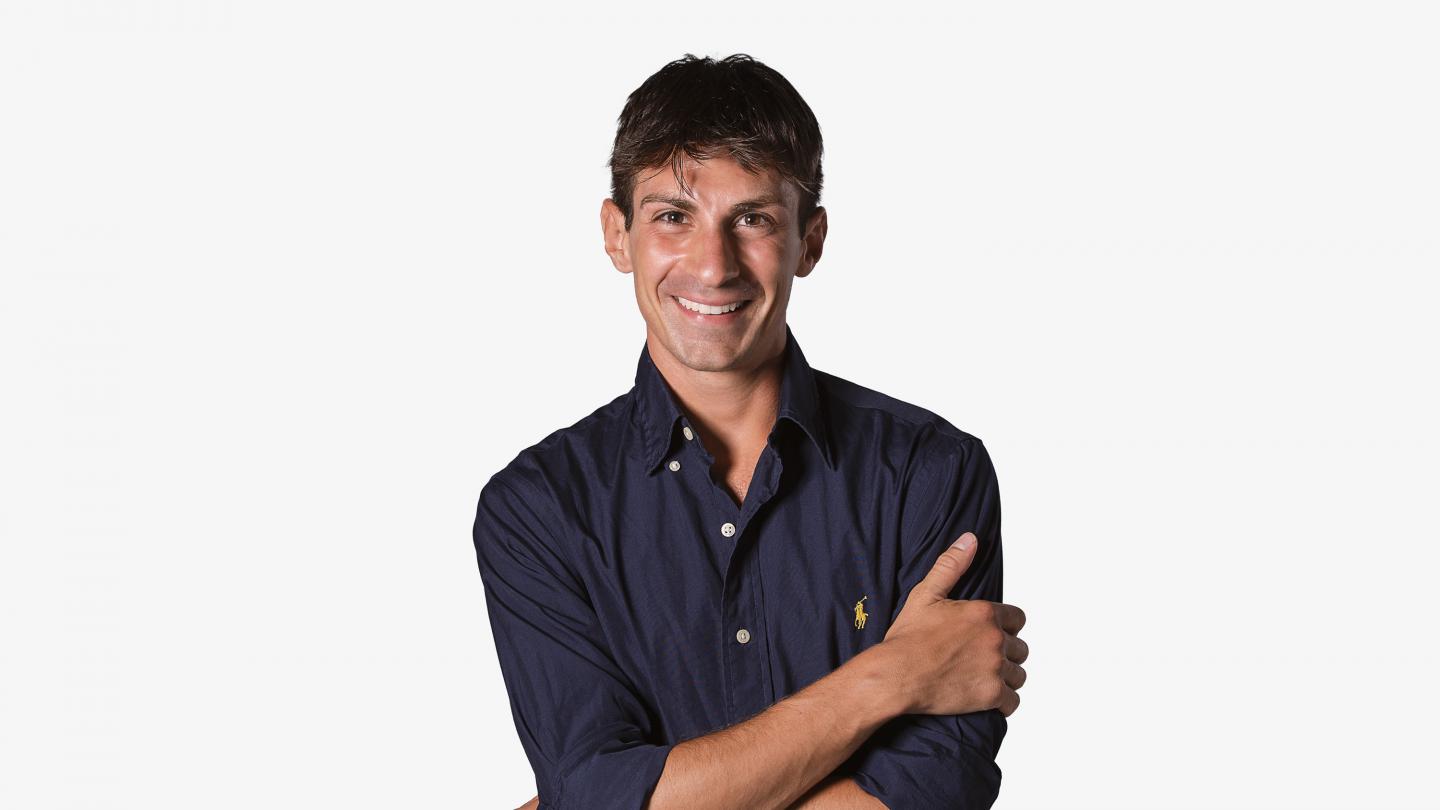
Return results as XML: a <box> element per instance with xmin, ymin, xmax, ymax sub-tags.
<box><xmin>630</xmin><ymin>322</ymin><xmax>836</xmax><ymax>475</ymax></box>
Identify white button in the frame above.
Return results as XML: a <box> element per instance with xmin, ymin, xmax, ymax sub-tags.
<box><xmin>720</xmin><ymin>522</ymin><xmax>736</xmax><ymax>538</ymax></box>
<box><xmin>668</xmin><ymin>459</ymin><xmax>681</xmax><ymax>472</ymax></box>
<box><xmin>683</xmin><ymin>426</ymin><xmax>694</xmax><ymax>440</ymax></box>
<box><xmin>736</xmin><ymin>628</ymin><xmax>751</xmax><ymax>643</ymax></box>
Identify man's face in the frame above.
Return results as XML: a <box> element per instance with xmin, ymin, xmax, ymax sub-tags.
<box><xmin>601</xmin><ymin>153</ymin><xmax>826</xmax><ymax>374</ymax></box>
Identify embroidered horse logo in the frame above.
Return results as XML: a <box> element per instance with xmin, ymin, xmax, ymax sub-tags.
<box><xmin>853</xmin><ymin>595</ymin><xmax>868</xmax><ymax>629</ymax></box>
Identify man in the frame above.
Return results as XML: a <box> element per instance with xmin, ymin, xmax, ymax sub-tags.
<box><xmin>473</xmin><ymin>53</ymin><xmax>1029</xmax><ymax>810</ymax></box>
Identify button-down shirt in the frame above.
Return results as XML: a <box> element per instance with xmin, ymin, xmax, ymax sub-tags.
<box><xmin>472</xmin><ymin>324</ymin><xmax>1007</xmax><ymax>809</ymax></box>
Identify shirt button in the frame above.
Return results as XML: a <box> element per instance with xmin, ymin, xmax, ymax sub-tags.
<box><xmin>683</xmin><ymin>426</ymin><xmax>694</xmax><ymax>441</ymax></box>
<box><xmin>736</xmin><ymin>628</ymin><xmax>751</xmax><ymax>644</ymax></box>
<box><xmin>720</xmin><ymin>522</ymin><xmax>736</xmax><ymax>538</ymax></box>
<box><xmin>668</xmin><ymin>459</ymin><xmax>681</xmax><ymax>472</ymax></box>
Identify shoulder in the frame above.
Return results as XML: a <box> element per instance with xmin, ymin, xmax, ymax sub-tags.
<box><xmin>473</xmin><ymin>389</ymin><xmax>634</xmax><ymax>580</ymax></box>
<box><xmin>814</xmin><ymin>367</ymin><xmax>986</xmax><ymax>461</ymax></box>
<box><xmin>812</xmin><ymin>366</ymin><xmax>1000</xmax><ymax>522</ymax></box>
<box><xmin>477</xmin><ymin>387</ymin><xmax>634</xmax><ymax>534</ymax></box>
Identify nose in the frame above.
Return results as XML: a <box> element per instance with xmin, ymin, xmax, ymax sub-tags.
<box><xmin>689</xmin><ymin>218</ymin><xmax>740</xmax><ymax>287</ymax></box>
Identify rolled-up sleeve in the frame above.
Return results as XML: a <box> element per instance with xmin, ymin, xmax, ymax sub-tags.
<box><xmin>472</xmin><ymin>472</ymin><xmax>675</xmax><ymax>809</ymax></box>
<box><xmin>845</xmin><ymin>434</ymin><xmax>1007</xmax><ymax>809</ymax></box>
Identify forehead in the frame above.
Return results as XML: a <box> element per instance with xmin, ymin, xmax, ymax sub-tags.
<box><xmin>633</xmin><ymin>153</ymin><xmax>796</xmax><ymax>208</ymax></box>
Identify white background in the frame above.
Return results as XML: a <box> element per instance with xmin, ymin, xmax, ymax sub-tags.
<box><xmin>2</xmin><ymin>2</ymin><xmax>1436</xmax><ymax>808</ymax></box>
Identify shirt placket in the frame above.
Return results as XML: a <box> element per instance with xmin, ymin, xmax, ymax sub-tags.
<box><xmin>673</xmin><ymin>417</ymin><xmax>785</xmax><ymax>724</ymax></box>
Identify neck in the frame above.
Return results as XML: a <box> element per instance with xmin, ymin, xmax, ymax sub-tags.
<box><xmin>646</xmin><ymin>330</ymin><xmax>785</xmax><ymax>466</ymax></box>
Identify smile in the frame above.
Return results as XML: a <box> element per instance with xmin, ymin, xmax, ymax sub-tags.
<box><xmin>674</xmin><ymin>296</ymin><xmax>751</xmax><ymax>315</ymax></box>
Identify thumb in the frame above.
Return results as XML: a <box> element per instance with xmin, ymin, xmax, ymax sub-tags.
<box><xmin>913</xmin><ymin>532</ymin><xmax>979</xmax><ymax>602</ymax></box>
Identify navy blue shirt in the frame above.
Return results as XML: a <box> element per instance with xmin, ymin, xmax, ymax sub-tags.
<box><xmin>472</xmin><ymin>324</ymin><xmax>1006</xmax><ymax>809</ymax></box>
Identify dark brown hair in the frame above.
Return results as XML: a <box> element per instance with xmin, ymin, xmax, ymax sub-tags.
<box><xmin>607</xmin><ymin>53</ymin><xmax>824</xmax><ymax>233</ymax></box>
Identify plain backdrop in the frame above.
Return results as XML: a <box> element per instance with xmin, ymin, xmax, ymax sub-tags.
<box><xmin>2</xmin><ymin>2</ymin><xmax>1436</xmax><ymax>808</ymax></box>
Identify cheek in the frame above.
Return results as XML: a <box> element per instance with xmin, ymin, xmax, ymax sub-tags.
<box><xmin>739</xmin><ymin>233</ymin><xmax>789</xmax><ymax>262</ymax></box>
<box><xmin>738</xmin><ymin>239</ymin><xmax>793</xmax><ymax>291</ymax></box>
<box><xmin>634</xmin><ymin>235</ymin><xmax>686</xmax><ymax>271</ymax></box>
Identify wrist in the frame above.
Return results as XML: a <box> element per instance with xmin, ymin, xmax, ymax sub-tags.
<box><xmin>847</xmin><ymin>640</ymin><xmax>914</xmax><ymax>720</ymax></box>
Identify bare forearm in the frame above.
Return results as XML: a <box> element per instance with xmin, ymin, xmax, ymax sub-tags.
<box><xmin>515</xmin><ymin>775</ymin><xmax>882</xmax><ymax>809</ymax></box>
<box><xmin>786</xmin><ymin>774</ymin><xmax>886</xmax><ymax>809</ymax></box>
<box><xmin>646</xmin><ymin>644</ymin><xmax>903</xmax><ymax>810</ymax></box>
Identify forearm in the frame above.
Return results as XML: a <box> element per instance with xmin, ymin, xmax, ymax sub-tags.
<box><xmin>646</xmin><ymin>643</ymin><xmax>904</xmax><ymax>810</ymax></box>
<box><xmin>516</xmin><ymin>776</ymin><xmax>884</xmax><ymax>809</ymax></box>
<box><xmin>786</xmin><ymin>774</ymin><xmax>886</xmax><ymax>809</ymax></box>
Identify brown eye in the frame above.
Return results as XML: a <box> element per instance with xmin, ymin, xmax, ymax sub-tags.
<box><xmin>658</xmin><ymin>211</ymin><xmax>685</xmax><ymax>224</ymax></box>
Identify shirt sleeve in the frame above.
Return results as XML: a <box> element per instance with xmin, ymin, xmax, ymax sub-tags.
<box><xmin>844</xmin><ymin>434</ymin><xmax>1007</xmax><ymax>810</ymax></box>
<box><xmin>472</xmin><ymin>471</ymin><xmax>675</xmax><ymax>809</ymax></box>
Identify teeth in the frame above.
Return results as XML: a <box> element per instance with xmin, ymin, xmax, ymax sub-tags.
<box><xmin>677</xmin><ymin>296</ymin><xmax>746</xmax><ymax>315</ymax></box>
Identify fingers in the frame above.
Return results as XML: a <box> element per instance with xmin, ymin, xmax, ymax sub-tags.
<box><xmin>993</xmin><ymin>602</ymin><xmax>1026</xmax><ymax>635</ymax></box>
<box><xmin>1001</xmin><ymin>658</ymin><xmax>1027</xmax><ymax>690</ymax></box>
<box><xmin>1003</xmin><ymin>632</ymin><xmax>1029</xmax><ymax>665</ymax></box>
<box><xmin>914</xmin><ymin>532</ymin><xmax>979</xmax><ymax>601</ymax></box>
<box><xmin>997</xmin><ymin>686</ymin><xmax>1021</xmax><ymax>717</ymax></box>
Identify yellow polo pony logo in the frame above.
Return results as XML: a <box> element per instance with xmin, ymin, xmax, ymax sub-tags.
<box><xmin>853</xmin><ymin>595</ymin><xmax>868</xmax><ymax>629</ymax></box>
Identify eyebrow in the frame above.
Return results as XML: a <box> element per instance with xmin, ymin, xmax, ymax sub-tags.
<box><xmin>639</xmin><ymin>192</ymin><xmax>786</xmax><ymax>217</ymax></box>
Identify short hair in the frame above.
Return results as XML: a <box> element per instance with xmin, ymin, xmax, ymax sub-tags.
<box><xmin>607</xmin><ymin>53</ymin><xmax>824</xmax><ymax>233</ymax></box>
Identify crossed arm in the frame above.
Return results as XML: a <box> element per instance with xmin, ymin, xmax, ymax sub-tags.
<box><xmin>512</xmin><ymin>780</ymin><xmax>878</xmax><ymax>807</ymax></box>
<box><xmin>477</xmin><ymin>436</ymin><xmax>1006</xmax><ymax>809</ymax></box>
<box><xmin>504</xmin><ymin>645</ymin><xmax>906</xmax><ymax>810</ymax></box>
<box><xmin>512</xmin><ymin>739</ymin><xmax>888</xmax><ymax>810</ymax></box>
<box><xmin>516</xmin><ymin>774</ymin><xmax>877</xmax><ymax>810</ymax></box>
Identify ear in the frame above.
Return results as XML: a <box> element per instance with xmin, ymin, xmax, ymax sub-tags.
<box><xmin>600</xmin><ymin>198</ymin><xmax>633</xmax><ymax>274</ymax></box>
<box><xmin>796</xmin><ymin>205</ymin><xmax>827</xmax><ymax>279</ymax></box>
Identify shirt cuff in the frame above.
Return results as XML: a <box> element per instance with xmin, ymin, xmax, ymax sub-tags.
<box><xmin>844</xmin><ymin>711</ymin><xmax>1005</xmax><ymax>809</ymax></box>
<box><xmin>548</xmin><ymin>738</ymin><xmax>676</xmax><ymax>810</ymax></box>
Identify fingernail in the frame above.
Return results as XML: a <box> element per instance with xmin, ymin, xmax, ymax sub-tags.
<box><xmin>951</xmin><ymin>532</ymin><xmax>974</xmax><ymax>551</ymax></box>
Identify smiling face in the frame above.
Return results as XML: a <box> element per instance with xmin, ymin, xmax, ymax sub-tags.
<box><xmin>601</xmin><ymin>152</ymin><xmax>827</xmax><ymax>374</ymax></box>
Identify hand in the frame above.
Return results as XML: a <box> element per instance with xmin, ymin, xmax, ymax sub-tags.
<box><xmin>516</xmin><ymin>795</ymin><xmax>538</xmax><ymax>810</ymax></box>
<box><xmin>880</xmin><ymin>532</ymin><xmax>1029</xmax><ymax>717</ymax></box>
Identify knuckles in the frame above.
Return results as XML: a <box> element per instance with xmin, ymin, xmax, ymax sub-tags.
<box><xmin>960</xmin><ymin>599</ymin><xmax>995</xmax><ymax>621</ymax></box>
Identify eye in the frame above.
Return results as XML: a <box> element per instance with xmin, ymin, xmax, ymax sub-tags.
<box><xmin>656</xmin><ymin>210</ymin><xmax>687</xmax><ymax>225</ymax></box>
<box><xmin>739</xmin><ymin>212</ymin><xmax>774</xmax><ymax>228</ymax></box>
